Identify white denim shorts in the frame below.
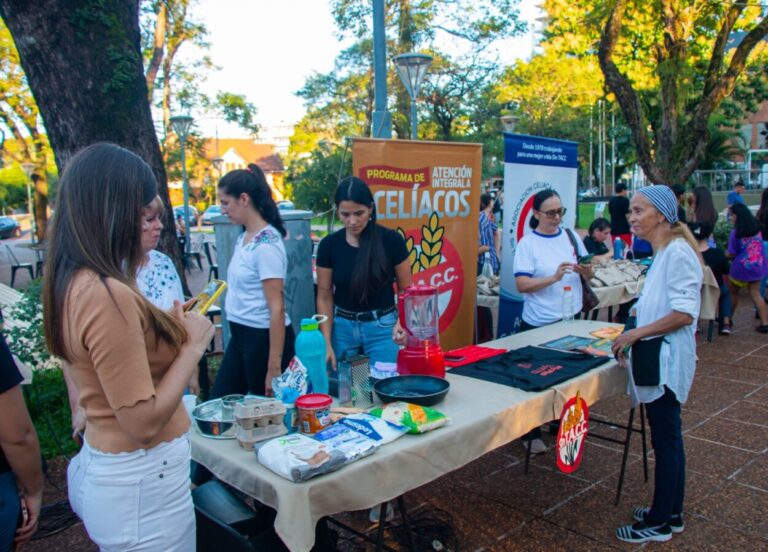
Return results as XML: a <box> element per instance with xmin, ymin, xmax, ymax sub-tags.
<box><xmin>67</xmin><ymin>434</ymin><xmax>195</xmax><ymax>551</ymax></box>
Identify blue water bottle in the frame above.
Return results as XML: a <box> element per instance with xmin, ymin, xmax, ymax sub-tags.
<box><xmin>613</xmin><ymin>237</ymin><xmax>625</xmax><ymax>260</ymax></box>
<box><xmin>295</xmin><ymin>316</ymin><xmax>328</xmax><ymax>394</ymax></box>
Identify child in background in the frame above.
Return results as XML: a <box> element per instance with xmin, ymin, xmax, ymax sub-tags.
<box><xmin>726</xmin><ymin>204</ymin><xmax>768</xmax><ymax>333</ymax></box>
<box><xmin>689</xmin><ymin>222</ymin><xmax>732</xmax><ymax>335</ymax></box>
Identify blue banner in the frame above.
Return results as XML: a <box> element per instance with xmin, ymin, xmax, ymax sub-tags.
<box><xmin>497</xmin><ymin>133</ymin><xmax>579</xmax><ymax>337</ymax></box>
<box><xmin>504</xmin><ymin>133</ymin><xmax>578</xmax><ymax>169</ymax></box>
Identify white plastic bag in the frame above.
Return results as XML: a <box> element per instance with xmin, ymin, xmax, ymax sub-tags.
<box><xmin>257</xmin><ymin>433</ymin><xmax>346</xmax><ymax>482</ymax></box>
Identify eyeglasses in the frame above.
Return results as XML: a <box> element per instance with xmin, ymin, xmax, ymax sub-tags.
<box><xmin>539</xmin><ymin>207</ymin><xmax>567</xmax><ymax>219</ymax></box>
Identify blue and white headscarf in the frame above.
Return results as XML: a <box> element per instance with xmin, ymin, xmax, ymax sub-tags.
<box><xmin>636</xmin><ymin>185</ymin><xmax>678</xmax><ymax>224</ymax></box>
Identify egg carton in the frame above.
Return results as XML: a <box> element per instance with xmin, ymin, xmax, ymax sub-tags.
<box><xmin>236</xmin><ymin>424</ymin><xmax>288</xmax><ymax>451</ymax></box>
<box><xmin>234</xmin><ymin>397</ymin><xmax>286</xmax><ymax>429</ymax></box>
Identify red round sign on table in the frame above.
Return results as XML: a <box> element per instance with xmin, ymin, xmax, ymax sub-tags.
<box><xmin>556</xmin><ymin>392</ymin><xmax>589</xmax><ymax>474</ymax></box>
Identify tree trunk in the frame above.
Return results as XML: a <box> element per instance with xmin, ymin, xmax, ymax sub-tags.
<box><xmin>0</xmin><ymin>0</ymin><xmax>183</xmax><ymax>277</ymax></box>
<box><xmin>145</xmin><ymin>2</ymin><xmax>167</xmax><ymax>100</ymax></box>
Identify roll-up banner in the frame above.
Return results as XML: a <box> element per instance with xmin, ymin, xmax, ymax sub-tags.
<box><xmin>352</xmin><ymin>138</ymin><xmax>482</xmax><ymax>350</ymax></box>
<box><xmin>498</xmin><ymin>134</ymin><xmax>579</xmax><ymax>336</ymax></box>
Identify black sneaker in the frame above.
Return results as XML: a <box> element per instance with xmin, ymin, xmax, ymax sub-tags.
<box><xmin>632</xmin><ymin>506</ymin><xmax>685</xmax><ymax>534</ymax></box>
<box><xmin>757</xmin><ymin>325</ymin><xmax>768</xmax><ymax>334</ymax></box>
<box><xmin>616</xmin><ymin>521</ymin><xmax>672</xmax><ymax>543</ymax></box>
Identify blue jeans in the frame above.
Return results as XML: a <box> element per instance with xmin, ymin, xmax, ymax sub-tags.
<box><xmin>332</xmin><ymin>309</ymin><xmax>399</xmax><ymax>366</ymax></box>
<box><xmin>761</xmin><ymin>241</ymin><xmax>768</xmax><ymax>298</ymax></box>
<box><xmin>719</xmin><ymin>282</ymin><xmax>732</xmax><ymax>325</ymax></box>
<box><xmin>0</xmin><ymin>471</ymin><xmax>20</xmax><ymax>551</ymax></box>
<box><xmin>646</xmin><ymin>386</ymin><xmax>685</xmax><ymax>524</ymax></box>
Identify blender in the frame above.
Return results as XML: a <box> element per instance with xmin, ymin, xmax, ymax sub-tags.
<box><xmin>397</xmin><ymin>284</ymin><xmax>445</xmax><ymax>378</ymax></box>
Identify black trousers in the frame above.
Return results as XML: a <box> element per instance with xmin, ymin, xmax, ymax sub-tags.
<box><xmin>211</xmin><ymin>321</ymin><xmax>295</xmax><ymax>398</ymax></box>
<box><xmin>646</xmin><ymin>386</ymin><xmax>685</xmax><ymax>523</ymax></box>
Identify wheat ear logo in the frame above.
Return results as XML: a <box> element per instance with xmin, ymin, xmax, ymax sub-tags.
<box><xmin>398</xmin><ymin>212</ymin><xmax>445</xmax><ymax>275</ymax></box>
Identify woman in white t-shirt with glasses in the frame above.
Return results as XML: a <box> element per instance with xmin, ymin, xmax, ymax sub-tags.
<box><xmin>211</xmin><ymin>164</ymin><xmax>294</xmax><ymax>398</ymax></box>
<box><xmin>512</xmin><ymin>188</ymin><xmax>594</xmax><ymax>453</ymax></box>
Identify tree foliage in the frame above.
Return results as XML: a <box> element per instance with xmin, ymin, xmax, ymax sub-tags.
<box><xmin>597</xmin><ymin>0</ymin><xmax>768</xmax><ymax>185</ymax></box>
<box><xmin>288</xmin><ymin>0</ymin><xmax>526</xmax><ymax>200</ymax></box>
<box><xmin>288</xmin><ymin>142</ymin><xmax>352</xmax><ymax>217</ymax></box>
<box><xmin>0</xmin><ymin>20</ymin><xmax>54</xmax><ymax>237</ymax></box>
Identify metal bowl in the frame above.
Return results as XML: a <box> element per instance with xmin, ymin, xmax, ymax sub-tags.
<box><xmin>373</xmin><ymin>375</ymin><xmax>450</xmax><ymax>407</ymax></box>
<box><xmin>192</xmin><ymin>399</ymin><xmax>236</xmax><ymax>439</ymax></box>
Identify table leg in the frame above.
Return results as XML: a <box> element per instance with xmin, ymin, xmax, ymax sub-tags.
<box><xmin>375</xmin><ymin>502</ymin><xmax>387</xmax><ymax>552</ymax></box>
<box><xmin>524</xmin><ymin>440</ymin><xmax>532</xmax><ymax>474</ymax></box>
<box><xmin>639</xmin><ymin>404</ymin><xmax>649</xmax><ymax>482</ymax></box>
<box><xmin>397</xmin><ymin>495</ymin><xmax>417</xmax><ymax>552</ymax></box>
<box><xmin>614</xmin><ymin>407</ymin><xmax>635</xmax><ymax>506</ymax></box>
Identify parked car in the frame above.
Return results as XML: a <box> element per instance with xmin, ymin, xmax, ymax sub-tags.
<box><xmin>173</xmin><ymin>205</ymin><xmax>199</xmax><ymax>225</ymax></box>
<box><xmin>577</xmin><ymin>187</ymin><xmax>599</xmax><ymax>199</ymax></box>
<box><xmin>277</xmin><ymin>200</ymin><xmax>295</xmax><ymax>211</ymax></box>
<box><xmin>0</xmin><ymin>216</ymin><xmax>21</xmax><ymax>239</ymax></box>
<box><xmin>201</xmin><ymin>205</ymin><xmax>223</xmax><ymax>225</ymax></box>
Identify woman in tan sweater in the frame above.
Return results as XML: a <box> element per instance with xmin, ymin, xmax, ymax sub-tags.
<box><xmin>43</xmin><ymin>143</ymin><xmax>213</xmax><ymax>551</ymax></box>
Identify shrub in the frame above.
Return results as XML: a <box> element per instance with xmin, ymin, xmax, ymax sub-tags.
<box><xmin>5</xmin><ymin>281</ymin><xmax>77</xmax><ymax>459</ymax></box>
<box><xmin>713</xmin><ymin>217</ymin><xmax>733</xmax><ymax>251</ymax></box>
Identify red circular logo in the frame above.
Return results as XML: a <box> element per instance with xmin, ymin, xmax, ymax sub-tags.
<box><xmin>516</xmin><ymin>195</ymin><xmax>535</xmax><ymax>242</ymax></box>
<box><xmin>556</xmin><ymin>394</ymin><xmax>589</xmax><ymax>474</ymax></box>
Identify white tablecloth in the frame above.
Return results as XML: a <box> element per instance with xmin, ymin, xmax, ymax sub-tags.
<box><xmin>191</xmin><ymin>320</ymin><xmax>627</xmax><ymax>552</ymax></box>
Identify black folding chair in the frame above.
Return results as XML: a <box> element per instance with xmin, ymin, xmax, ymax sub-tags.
<box><xmin>203</xmin><ymin>241</ymin><xmax>218</xmax><ymax>280</ymax></box>
<box><xmin>5</xmin><ymin>244</ymin><xmax>34</xmax><ymax>287</ymax></box>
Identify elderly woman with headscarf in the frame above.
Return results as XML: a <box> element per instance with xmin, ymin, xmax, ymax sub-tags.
<box><xmin>611</xmin><ymin>186</ymin><xmax>703</xmax><ymax>544</ymax></box>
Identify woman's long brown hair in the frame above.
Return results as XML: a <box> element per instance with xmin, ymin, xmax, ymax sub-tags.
<box><xmin>43</xmin><ymin>143</ymin><xmax>186</xmax><ymax>359</ymax></box>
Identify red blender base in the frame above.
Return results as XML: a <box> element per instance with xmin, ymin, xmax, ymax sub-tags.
<box><xmin>397</xmin><ymin>344</ymin><xmax>445</xmax><ymax>378</ymax></box>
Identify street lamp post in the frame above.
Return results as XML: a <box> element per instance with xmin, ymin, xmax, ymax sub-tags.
<box><xmin>212</xmin><ymin>156</ymin><xmax>223</xmax><ymax>178</ymax></box>
<box><xmin>170</xmin><ymin>115</ymin><xmax>194</xmax><ymax>261</ymax></box>
<box><xmin>21</xmin><ymin>162</ymin><xmax>36</xmax><ymax>244</ymax></box>
<box><xmin>500</xmin><ymin>114</ymin><xmax>519</xmax><ymax>133</ymax></box>
<box><xmin>393</xmin><ymin>53</ymin><xmax>432</xmax><ymax>140</ymax></box>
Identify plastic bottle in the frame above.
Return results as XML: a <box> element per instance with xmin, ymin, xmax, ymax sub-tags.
<box><xmin>562</xmin><ymin>286</ymin><xmax>574</xmax><ymax>323</ymax></box>
<box><xmin>295</xmin><ymin>317</ymin><xmax>328</xmax><ymax>394</ymax></box>
<box><xmin>613</xmin><ymin>237</ymin><xmax>625</xmax><ymax>260</ymax></box>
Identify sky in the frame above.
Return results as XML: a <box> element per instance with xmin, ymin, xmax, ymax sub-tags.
<box><xmin>189</xmin><ymin>0</ymin><xmax>542</xmax><ymax>138</ymax></box>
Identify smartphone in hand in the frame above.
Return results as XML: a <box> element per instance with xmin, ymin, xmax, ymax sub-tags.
<box><xmin>185</xmin><ymin>279</ymin><xmax>227</xmax><ymax>315</ymax></box>
<box><xmin>577</xmin><ymin>254</ymin><xmax>594</xmax><ymax>265</ymax></box>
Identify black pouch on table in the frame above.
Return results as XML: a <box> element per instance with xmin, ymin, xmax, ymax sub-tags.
<box><xmin>450</xmin><ymin>346</ymin><xmax>610</xmax><ymax>392</ymax></box>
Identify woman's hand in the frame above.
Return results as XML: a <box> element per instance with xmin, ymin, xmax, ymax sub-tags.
<box><xmin>393</xmin><ymin>321</ymin><xmax>406</xmax><ymax>346</ymax></box>
<box><xmin>552</xmin><ymin>262</ymin><xmax>574</xmax><ymax>282</ymax></box>
<box><xmin>611</xmin><ymin>329</ymin><xmax>640</xmax><ymax>368</ymax></box>
<box><xmin>71</xmin><ymin>406</ymin><xmax>86</xmax><ymax>446</ymax></box>
<box><xmin>187</xmin><ymin>368</ymin><xmax>200</xmax><ymax>396</ymax></box>
<box><xmin>172</xmin><ymin>301</ymin><xmax>214</xmax><ymax>358</ymax></box>
<box><xmin>573</xmin><ymin>263</ymin><xmax>594</xmax><ymax>279</ymax></box>
<box><xmin>264</xmin><ymin>359</ymin><xmax>282</xmax><ymax>397</ymax></box>
<box><xmin>325</xmin><ymin>345</ymin><xmax>337</xmax><ymax>372</ymax></box>
<box><xmin>14</xmin><ymin>492</ymin><xmax>42</xmax><ymax>549</ymax></box>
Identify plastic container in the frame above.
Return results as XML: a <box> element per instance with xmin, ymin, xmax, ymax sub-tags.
<box><xmin>296</xmin><ymin>393</ymin><xmax>333</xmax><ymax>435</ymax></box>
<box><xmin>562</xmin><ymin>285</ymin><xmax>574</xmax><ymax>323</ymax></box>
<box><xmin>613</xmin><ymin>237</ymin><xmax>625</xmax><ymax>260</ymax></box>
<box><xmin>283</xmin><ymin>402</ymin><xmax>297</xmax><ymax>433</ymax></box>
<box><xmin>296</xmin><ymin>316</ymin><xmax>328</xmax><ymax>394</ymax></box>
<box><xmin>336</xmin><ymin>358</ymin><xmax>352</xmax><ymax>406</ymax></box>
